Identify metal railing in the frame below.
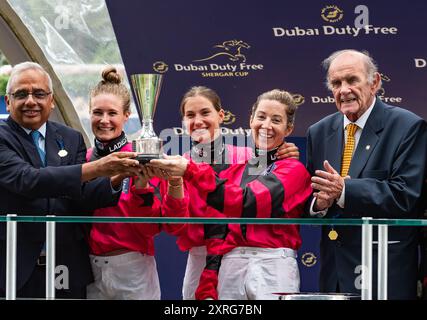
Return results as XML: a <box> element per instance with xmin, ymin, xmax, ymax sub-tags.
<box><xmin>3</xmin><ymin>215</ymin><xmax>427</xmax><ymax>300</ymax></box>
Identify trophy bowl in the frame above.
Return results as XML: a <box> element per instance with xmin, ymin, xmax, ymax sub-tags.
<box><xmin>130</xmin><ymin>73</ymin><xmax>164</xmax><ymax>164</ymax></box>
<box><xmin>132</xmin><ymin>138</ymin><xmax>163</xmax><ymax>164</ymax></box>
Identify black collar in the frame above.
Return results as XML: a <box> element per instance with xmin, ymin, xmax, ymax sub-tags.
<box><xmin>250</xmin><ymin>143</ymin><xmax>283</xmax><ymax>167</ymax></box>
<box><xmin>190</xmin><ymin>135</ymin><xmax>225</xmax><ymax>164</ymax></box>
<box><xmin>92</xmin><ymin>131</ymin><xmax>127</xmax><ymax>160</ymax></box>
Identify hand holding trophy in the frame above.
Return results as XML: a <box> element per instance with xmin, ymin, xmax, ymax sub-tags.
<box><xmin>130</xmin><ymin>73</ymin><xmax>163</xmax><ymax>164</ymax></box>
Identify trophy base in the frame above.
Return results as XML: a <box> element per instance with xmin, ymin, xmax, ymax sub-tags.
<box><xmin>136</xmin><ymin>154</ymin><xmax>160</xmax><ymax>164</ymax></box>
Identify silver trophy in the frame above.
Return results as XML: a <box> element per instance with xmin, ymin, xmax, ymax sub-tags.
<box><xmin>130</xmin><ymin>73</ymin><xmax>163</xmax><ymax>164</ymax></box>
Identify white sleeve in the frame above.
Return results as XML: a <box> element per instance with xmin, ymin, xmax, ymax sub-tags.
<box><xmin>336</xmin><ymin>181</ymin><xmax>346</xmax><ymax>208</ymax></box>
<box><xmin>309</xmin><ymin>197</ymin><xmax>328</xmax><ymax>218</ymax></box>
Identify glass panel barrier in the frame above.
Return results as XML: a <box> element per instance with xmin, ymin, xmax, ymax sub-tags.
<box><xmin>2</xmin><ymin>215</ymin><xmax>426</xmax><ymax>300</ymax></box>
<box><xmin>1</xmin><ymin>215</ymin><xmax>427</xmax><ymax>226</ymax></box>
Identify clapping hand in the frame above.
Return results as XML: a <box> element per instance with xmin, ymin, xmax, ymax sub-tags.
<box><xmin>311</xmin><ymin>160</ymin><xmax>347</xmax><ymax>210</ymax></box>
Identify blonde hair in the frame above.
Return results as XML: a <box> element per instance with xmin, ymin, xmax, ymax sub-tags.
<box><xmin>89</xmin><ymin>66</ymin><xmax>131</xmax><ymax>114</ymax></box>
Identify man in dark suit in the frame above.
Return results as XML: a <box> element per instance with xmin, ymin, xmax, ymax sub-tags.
<box><xmin>307</xmin><ymin>49</ymin><xmax>427</xmax><ymax>299</ymax></box>
<box><xmin>0</xmin><ymin>62</ymin><xmax>141</xmax><ymax>299</ymax></box>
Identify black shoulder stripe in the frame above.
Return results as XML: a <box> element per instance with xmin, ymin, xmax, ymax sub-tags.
<box><xmin>206</xmin><ymin>177</ymin><xmax>226</xmax><ymax>213</ymax></box>
<box><xmin>204</xmin><ymin>224</ymin><xmax>228</xmax><ymax>240</ymax></box>
<box><xmin>242</xmin><ymin>187</ymin><xmax>257</xmax><ymax>218</ymax></box>
<box><xmin>148</xmin><ymin>180</ymin><xmax>162</xmax><ymax>202</ymax></box>
<box><xmin>240</xmin><ymin>224</ymin><xmax>247</xmax><ymax>240</ymax></box>
<box><xmin>212</xmin><ymin>163</ymin><xmax>230</xmax><ymax>174</ymax></box>
<box><xmin>205</xmin><ymin>254</ymin><xmax>222</xmax><ymax>272</ymax></box>
<box><xmin>137</xmin><ymin>193</ymin><xmax>154</xmax><ymax>207</ymax></box>
<box><xmin>259</xmin><ymin>174</ymin><xmax>286</xmax><ymax>218</ymax></box>
<box><xmin>239</xmin><ymin>188</ymin><xmax>258</xmax><ymax>240</ymax></box>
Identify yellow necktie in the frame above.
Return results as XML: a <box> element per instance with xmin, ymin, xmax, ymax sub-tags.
<box><xmin>340</xmin><ymin>123</ymin><xmax>358</xmax><ymax>177</ymax></box>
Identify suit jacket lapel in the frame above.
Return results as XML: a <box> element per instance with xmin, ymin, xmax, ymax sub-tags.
<box><xmin>325</xmin><ymin>114</ymin><xmax>344</xmax><ymax>173</ymax></box>
<box><xmin>6</xmin><ymin>117</ymin><xmax>42</xmax><ymax>167</ymax></box>
<box><xmin>348</xmin><ymin>99</ymin><xmax>385</xmax><ymax>178</ymax></box>
<box><xmin>45</xmin><ymin>122</ymin><xmax>62</xmax><ymax>167</ymax></box>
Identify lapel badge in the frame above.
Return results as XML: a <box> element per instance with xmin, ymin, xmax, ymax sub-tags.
<box><xmin>365</xmin><ymin>145</ymin><xmax>370</xmax><ymax>150</ymax></box>
<box><xmin>58</xmin><ymin>149</ymin><xmax>68</xmax><ymax>157</ymax></box>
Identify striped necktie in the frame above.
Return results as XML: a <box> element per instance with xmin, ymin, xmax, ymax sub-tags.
<box><xmin>340</xmin><ymin>123</ymin><xmax>358</xmax><ymax>177</ymax></box>
<box><xmin>30</xmin><ymin>130</ymin><xmax>46</xmax><ymax>167</ymax></box>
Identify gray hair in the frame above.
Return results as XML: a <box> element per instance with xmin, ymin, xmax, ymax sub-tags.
<box><xmin>6</xmin><ymin>62</ymin><xmax>53</xmax><ymax>94</ymax></box>
<box><xmin>322</xmin><ymin>49</ymin><xmax>382</xmax><ymax>91</ymax></box>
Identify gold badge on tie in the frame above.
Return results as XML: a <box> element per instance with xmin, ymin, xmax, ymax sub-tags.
<box><xmin>328</xmin><ymin>229</ymin><xmax>338</xmax><ymax>241</ymax></box>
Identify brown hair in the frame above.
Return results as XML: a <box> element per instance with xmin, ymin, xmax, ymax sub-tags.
<box><xmin>179</xmin><ymin>86</ymin><xmax>222</xmax><ymax>116</ymax></box>
<box><xmin>251</xmin><ymin>89</ymin><xmax>297</xmax><ymax>126</ymax></box>
<box><xmin>89</xmin><ymin>66</ymin><xmax>131</xmax><ymax>114</ymax></box>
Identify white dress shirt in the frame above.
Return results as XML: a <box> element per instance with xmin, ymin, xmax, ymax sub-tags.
<box><xmin>21</xmin><ymin>123</ymin><xmax>47</xmax><ymax>152</ymax></box>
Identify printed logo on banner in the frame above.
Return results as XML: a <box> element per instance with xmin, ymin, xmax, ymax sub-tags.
<box><xmin>273</xmin><ymin>4</ymin><xmax>398</xmax><ymax>38</ymax></box>
<box><xmin>153</xmin><ymin>61</ymin><xmax>169</xmax><ymax>73</ymax></box>
<box><xmin>320</xmin><ymin>5</ymin><xmax>344</xmax><ymax>23</ymax></box>
<box><xmin>194</xmin><ymin>40</ymin><xmax>250</xmax><ymax>63</ymax></box>
<box><xmin>301</xmin><ymin>252</ymin><xmax>317</xmax><ymax>267</ymax></box>
<box><xmin>377</xmin><ymin>73</ymin><xmax>402</xmax><ymax>104</ymax></box>
<box><xmin>223</xmin><ymin>110</ymin><xmax>236</xmax><ymax>125</ymax></box>
<box><xmin>292</xmin><ymin>93</ymin><xmax>305</xmax><ymax>106</ymax></box>
<box><xmin>377</xmin><ymin>73</ymin><xmax>391</xmax><ymax>97</ymax></box>
<box><xmin>170</xmin><ymin>39</ymin><xmax>264</xmax><ymax>78</ymax></box>
<box><xmin>377</xmin><ymin>73</ymin><xmax>403</xmax><ymax>104</ymax></box>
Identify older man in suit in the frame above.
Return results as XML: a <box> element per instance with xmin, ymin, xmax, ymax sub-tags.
<box><xmin>307</xmin><ymin>49</ymin><xmax>427</xmax><ymax>299</ymax></box>
<box><xmin>0</xmin><ymin>62</ymin><xmax>141</xmax><ymax>299</ymax></box>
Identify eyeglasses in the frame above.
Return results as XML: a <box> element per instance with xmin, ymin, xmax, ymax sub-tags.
<box><xmin>9</xmin><ymin>89</ymin><xmax>52</xmax><ymax>101</ymax></box>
